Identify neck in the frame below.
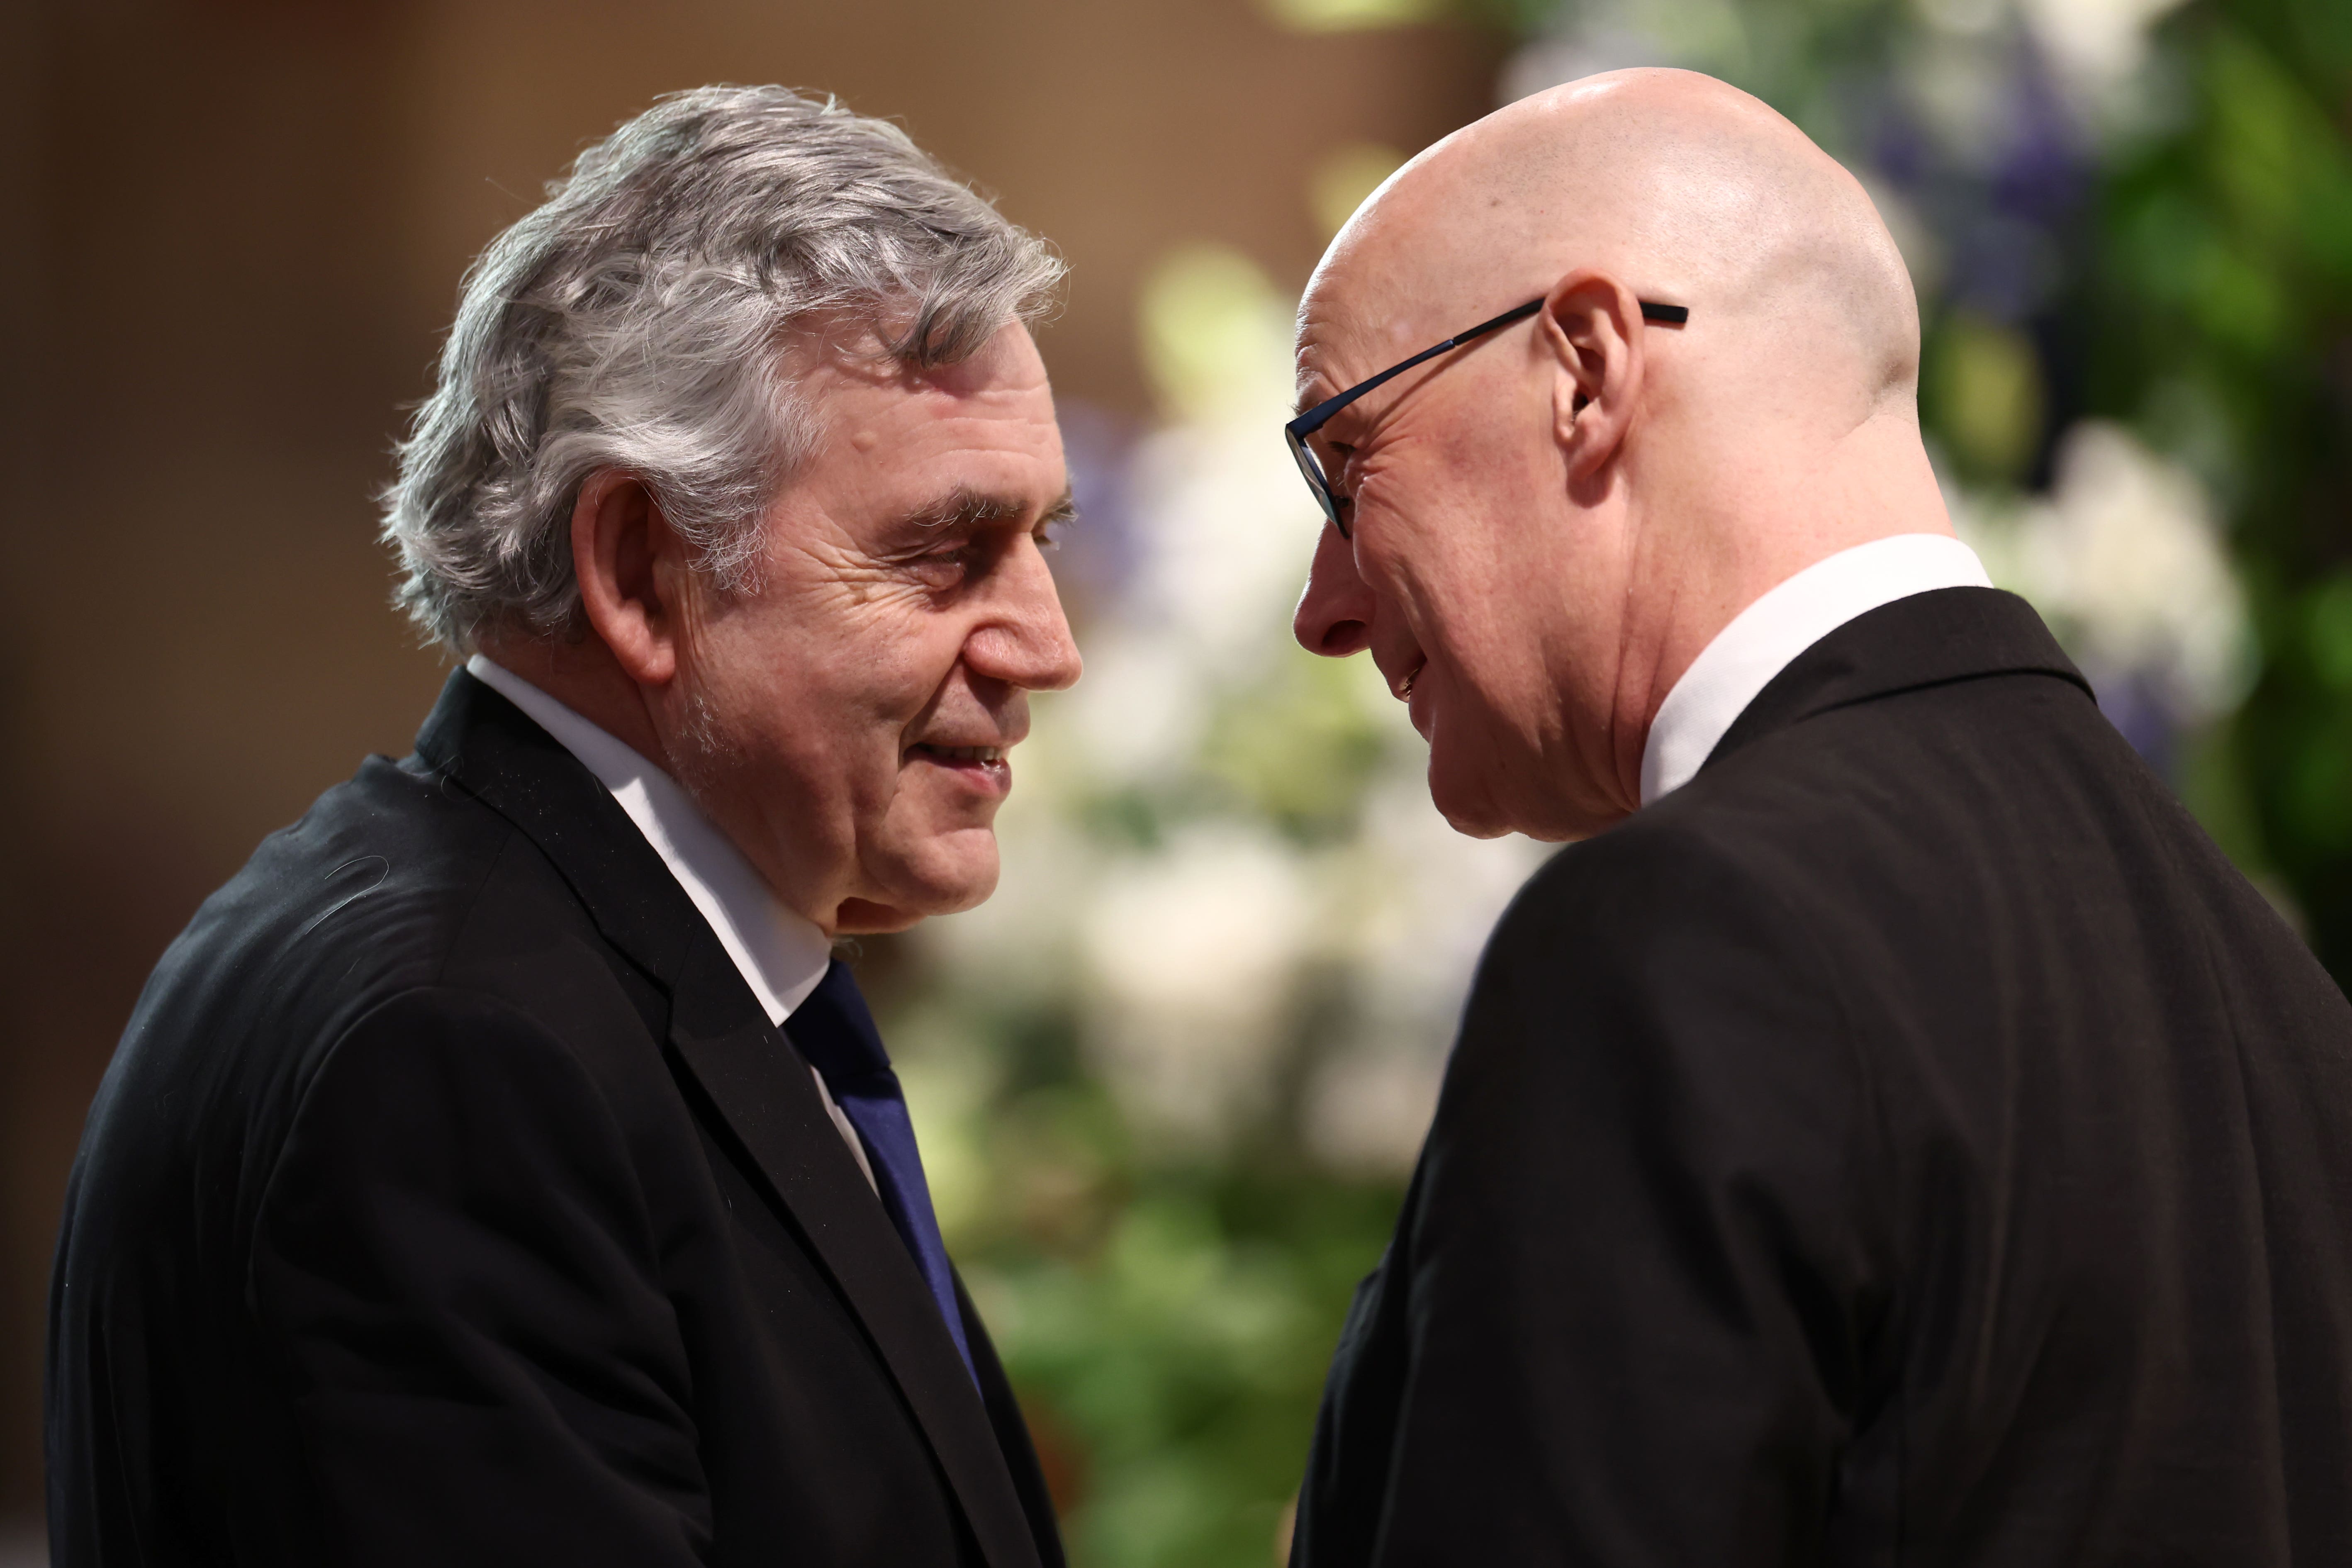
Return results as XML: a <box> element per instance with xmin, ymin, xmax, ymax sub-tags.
<box><xmin>476</xmin><ymin>630</ymin><xmax>676</xmax><ymax>777</ymax></box>
<box><xmin>1611</xmin><ymin>409</ymin><xmax>1954</xmax><ymax>796</ymax></box>
<box><xmin>475</xmin><ymin>630</ymin><xmax>868</xmax><ymax>940</ymax></box>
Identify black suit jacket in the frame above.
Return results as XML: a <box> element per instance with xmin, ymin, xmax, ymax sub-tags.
<box><xmin>46</xmin><ymin>671</ymin><xmax>1064</xmax><ymax>1568</ymax></box>
<box><xmin>1292</xmin><ymin>589</ymin><xmax>2352</xmax><ymax>1566</ymax></box>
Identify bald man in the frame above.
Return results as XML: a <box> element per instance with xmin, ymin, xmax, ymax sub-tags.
<box><xmin>1284</xmin><ymin>70</ymin><xmax>2352</xmax><ymax>1567</ymax></box>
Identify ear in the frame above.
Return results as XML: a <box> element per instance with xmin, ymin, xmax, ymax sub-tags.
<box><xmin>571</xmin><ymin>469</ymin><xmax>688</xmax><ymax>688</ymax></box>
<box><xmin>1539</xmin><ymin>271</ymin><xmax>1647</xmax><ymax>485</ymax></box>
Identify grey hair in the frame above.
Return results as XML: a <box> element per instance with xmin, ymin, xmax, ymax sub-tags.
<box><xmin>381</xmin><ymin>85</ymin><xmax>1065</xmax><ymax>652</ymax></box>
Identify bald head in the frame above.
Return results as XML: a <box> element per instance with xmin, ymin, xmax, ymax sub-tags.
<box><xmin>1289</xmin><ymin>69</ymin><xmax>1956</xmax><ymax>842</ymax></box>
<box><xmin>1304</xmin><ymin>69</ymin><xmax>1919</xmax><ymax>426</ymax></box>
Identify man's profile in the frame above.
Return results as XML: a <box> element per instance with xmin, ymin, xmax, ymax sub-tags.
<box><xmin>1285</xmin><ymin>68</ymin><xmax>2352</xmax><ymax>1565</ymax></box>
<box><xmin>47</xmin><ymin>87</ymin><xmax>1077</xmax><ymax>1568</ymax></box>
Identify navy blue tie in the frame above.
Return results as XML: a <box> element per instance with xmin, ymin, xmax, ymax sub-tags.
<box><xmin>784</xmin><ymin>959</ymin><xmax>978</xmax><ymax>1387</ymax></box>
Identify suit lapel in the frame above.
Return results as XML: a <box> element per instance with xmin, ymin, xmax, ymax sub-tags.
<box><xmin>666</xmin><ymin>933</ymin><xmax>1043</xmax><ymax>1568</ymax></box>
<box><xmin>413</xmin><ymin>672</ymin><xmax>700</xmax><ymax>980</ymax></box>
<box><xmin>413</xmin><ymin>670</ymin><xmax>1042</xmax><ymax>1568</ymax></box>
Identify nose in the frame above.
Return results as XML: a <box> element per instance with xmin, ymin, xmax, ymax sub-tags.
<box><xmin>967</xmin><ymin>534</ymin><xmax>1083</xmax><ymax>692</ymax></box>
<box><xmin>1293</xmin><ymin>522</ymin><xmax>1375</xmax><ymax>658</ymax></box>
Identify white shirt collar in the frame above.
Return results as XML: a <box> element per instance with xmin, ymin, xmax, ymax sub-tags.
<box><xmin>465</xmin><ymin>655</ymin><xmax>833</xmax><ymax>1025</ymax></box>
<box><xmin>1639</xmin><ymin>534</ymin><xmax>1993</xmax><ymax>806</ymax></box>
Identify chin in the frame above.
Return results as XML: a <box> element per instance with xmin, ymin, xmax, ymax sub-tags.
<box><xmin>1427</xmin><ymin>765</ymin><xmax>1516</xmax><ymax>841</ymax></box>
<box><xmin>1427</xmin><ymin>718</ymin><xmax>1626</xmax><ymax>843</ymax></box>
<box><xmin>842</xmin><ymin>829</ymin><xmax>1001</xmax><ymax>933</ymax></box>
<box><xmin>1424</xmin><ymin>722</ymin><xmax>1531</xmax><ymax>840</ymax></box>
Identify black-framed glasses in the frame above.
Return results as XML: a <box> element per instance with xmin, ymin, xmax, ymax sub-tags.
<box><xmin>1285</xmin><ymin>297</ymin><xmax>1690</xmax><ymax>537</ymax></box>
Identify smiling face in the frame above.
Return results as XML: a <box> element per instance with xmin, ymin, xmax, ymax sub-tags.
<box><xmin>1289</xmin><ymin>71</ymin><xmax>1951</xmax><ymax>842</ymax></box>
<box><xmin>1290</xmin><ymin>271</ymin><xmax>1647</xmax><ymax>842</ymax></box>
<box><xmin>670</xmin><ymin>322</ymin><xmax>1081</xmax><ymax>933</ymax></box>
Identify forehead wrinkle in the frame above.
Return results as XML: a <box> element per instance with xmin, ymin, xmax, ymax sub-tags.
<box><xmin>1298</xmin><ymin>217</ymin><xmax>1513</xmax><ymax>419</ymax></box>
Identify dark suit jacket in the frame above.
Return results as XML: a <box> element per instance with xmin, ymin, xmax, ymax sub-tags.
<box><xmin>1292</xmin><ymin>589</ymin><xmax>2352</xmax><ymax>1567</ymax></box>
<box><xmin>46</xmin><ymin>671</ymin><xmax>1063</xmax><ymax>1568</ymax></box>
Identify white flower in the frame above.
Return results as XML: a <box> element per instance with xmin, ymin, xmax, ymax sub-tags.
<box><xmin>1079</xmin><ymin>824</ymin><xmax>1315</xmax><ymax>1146</ymax></box>
<box><xmin>1957</xmin><ymin>419</ymin><xmax>2254</xmax><ymax>724</ymax></box>
<box><xmin>2017</xmin><ymin>0</ymin><xmax>2191</xmax><ymax>101</ymax></box>
<box><xmin>1061</xmin><ymin>626</ymin><xmax>1211</xmax><ymax>790</ymax></box>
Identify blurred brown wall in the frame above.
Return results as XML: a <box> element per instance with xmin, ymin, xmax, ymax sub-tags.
<box><xmin>0</xmin><ymin>0</ymin><xmax>1504</xmax><ymax>1524</ymax></box>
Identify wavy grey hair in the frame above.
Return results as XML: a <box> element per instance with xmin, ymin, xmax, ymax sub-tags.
<box><xmin>381</xmin><ymin>85</ymin><xmax>1065</xmax><ymax>652</ymax></box>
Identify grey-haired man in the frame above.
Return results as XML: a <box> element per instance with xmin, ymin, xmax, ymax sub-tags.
<box><xmin>47</xmin><ymin>88</ymin><xmax>1077</xmax><ymax>1568</ymax></box>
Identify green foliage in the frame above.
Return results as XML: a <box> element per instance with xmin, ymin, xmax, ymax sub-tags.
<box><xmin>976</xmin><ymin>1171</ymin><xmax>1396</xmax><ymax>1568</ymax></box>
<box><xmin>1197</xmin><ymin>653</ymin><xmax>1390</xmax><ymax>843</ymax></box>
<box><xmin>891</xmin><ymin>1003</ymin><xmax>1398</xmax><ymax>1568</ymax></box>
<box><xmin>1925</xmin><ymin>315</ymin><xmax>2049</xmax><ymax>484</ymax></box>
<box><xmin>2089</xmin><ymin>1</ymin><xmax>2352</xmax><ymax>968</ymax></box>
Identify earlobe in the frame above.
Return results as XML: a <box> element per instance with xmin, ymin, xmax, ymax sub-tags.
<box><xmin>571</xmin><ymin>470</ymin><xmax>682</xmax><ymax>687</ymax></box>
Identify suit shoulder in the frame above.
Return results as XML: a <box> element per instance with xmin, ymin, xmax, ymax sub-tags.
<box><xmin>77</xmin><ymin>753</ymin><xmax>650</xmax><ymax>1221</ymax></box>
<box><xmin>166</xmin><ymin>753</ymin><xmax>600</xmax><ymax>1010</ymax></box>
<box><xmin>1498</xmin><ymin>804</ymin><xmax>1817</xmax><ymax>969</ymax></box>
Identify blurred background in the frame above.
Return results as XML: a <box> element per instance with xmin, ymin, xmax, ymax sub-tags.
<box><xmin>1</xmin><ymin>0</ymin><xmax>2345</xmax><ymax>1562</ymax></box>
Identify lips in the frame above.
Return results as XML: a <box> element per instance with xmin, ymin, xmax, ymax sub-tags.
<box><xmin>1391</xmin><ymin>656</ymin><xmax>1426</xmax><ymax>704</ymax></box>
<box><xmin>906</xmin><ymin>740</ymin><xmax>1013</xmax><ymax>796</ymax></box>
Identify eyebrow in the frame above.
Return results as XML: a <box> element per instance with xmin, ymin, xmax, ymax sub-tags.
<box><xmin>1293</xmin><ymin>364</ymin><xmax>1360</xmax><ymax>422</ymax></box>
<box><xmin>903</xmin><ymin>486</ymin><xmax>1078</xmax><ymax>532</ymax></box>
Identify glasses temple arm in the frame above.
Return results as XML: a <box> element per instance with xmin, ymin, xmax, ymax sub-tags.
<box><xmin>1289</xmin><ymin>298</ymin><xmax>1684</xmax><ymax>437</ymax></box>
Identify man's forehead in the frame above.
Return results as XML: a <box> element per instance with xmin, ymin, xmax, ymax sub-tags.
<box><xmin>815</xmin><ymin>358</ymin><xmax>1058</xmax><ymax>447</ymax></box>
<box><xmin>1292</xmin><ymin>155</ymin><xmax>1527</xmax><ymax>407</ymax></box>
<box><xmin>795</xmin><ymin>322</ymin><xmax>1051</xmax><ymax>405</ymax></box>
<box><xmin>1294</xmin><ymin>251</ymin><xmax>1455</xmax><ymax>407</ymax></box>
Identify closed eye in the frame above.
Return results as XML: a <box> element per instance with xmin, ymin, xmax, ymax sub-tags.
<box><xmin>895</xmin><ymin>487</ymin><xmax>1078</xmax><ymax>592</ymax></box>
<box><xmin>907</xmin><ymin>540</ymin><xmax>984</xmax><ymax>591</ymax></box>
<box><xmin>1035</xmin><ymin>496</ymin><xmax>1079</xmax><ymax>551</ymax></box>
<box><xmin>1315</xmin><ymin>437</ymin><xmax>1362</xmax><ymax>508</ymax></box>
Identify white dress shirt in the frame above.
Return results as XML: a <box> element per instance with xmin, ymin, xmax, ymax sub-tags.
<box><xmin>467</xmin><ymin>655</ymin><xmax>877</xmax><ymax>1189</ymax></box>
<box><xmin>1639</xmin><ymin>534</ymin><xmax>1994</xmax><ymax>806</ymax></box>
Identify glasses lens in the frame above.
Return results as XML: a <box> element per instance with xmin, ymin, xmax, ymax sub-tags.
<box><xmin>1286</xmin><ymin>427</ymin><xmax>1349</xmax><ymax>538</ymax></box>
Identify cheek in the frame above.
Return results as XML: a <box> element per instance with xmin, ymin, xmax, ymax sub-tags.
<box><xmin>685</xmin><ymin>615</ymin><xmax>918</xmax><ymax>808</ymax></box>
<box><xmin>727</xmin><ymin>589</ymin><xmax>949</xmax><ymax>719</ymax></box>
<box><xmin>1358</xmin><ymin>467</ymin><xmax>1520</xmax><ymax>609</ymax></box>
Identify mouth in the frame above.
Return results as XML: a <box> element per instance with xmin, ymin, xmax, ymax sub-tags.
<box><xmin>906</xmin><ymin>741</ymin><xmax>1013</xmax><ymax>795</ymax></box>
<box><xmin>1388</xmin><ymin>653</ymin><xmax>1434</xmax><ymax>739</ymax></box>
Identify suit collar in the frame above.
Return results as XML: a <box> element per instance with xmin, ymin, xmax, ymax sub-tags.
<box><xmin>1641</xmin><ymin>535</ymin><xmax>1994</xmax><ymax>803</ymax></box>
<box><xmin>1699</xmin><ymin>587</ymin><xmax>2094</xmax><ymax>780</ymax></box>
<box><xmin>409</xmin><ymin>669</ymin><xmax>1045</xmax><ymax>1568</ymax></box>
<box><xmin>413</xmin><ymin>667</ymin><xmax>699</xmax><ymax>986</ymax></box>
<box><xmin>462</xmin><ymin>655</ymin><xmax>833</xmax><ymax>1024</ymax></box>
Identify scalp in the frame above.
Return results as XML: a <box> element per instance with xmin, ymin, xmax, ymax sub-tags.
<box><xmin>1308</xmin><ymin>68</ymin><xmax>1919</xmax><ymax>421</ymax></box>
